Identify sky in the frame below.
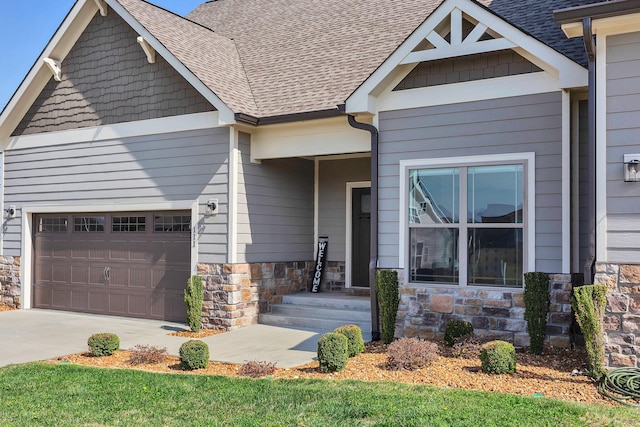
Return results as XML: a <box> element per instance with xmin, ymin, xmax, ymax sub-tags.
<box><xmin>0</xmin><ymin>0</ymin><xmax>207</xmax><ymax>112</ymax></box>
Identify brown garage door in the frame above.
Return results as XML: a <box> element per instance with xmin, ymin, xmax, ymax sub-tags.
<box><xmin>33</xmin><ymin>211</ymin><xmax>191</xmax><ymax>321</ymax></box>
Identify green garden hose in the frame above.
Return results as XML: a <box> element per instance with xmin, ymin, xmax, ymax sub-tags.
<box><xmin>598</xmin><ymin>367</ymin><xmax>640</xmax><ymax>406</ymax></box>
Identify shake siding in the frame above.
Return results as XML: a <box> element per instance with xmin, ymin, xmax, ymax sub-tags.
<box><xmin>378</xmin><ymin>92</ymin><xmax>564</xmax><ymax>273</ymax></box>
<box><xmin>606</xmin><ymin>32</ymin><xmax>640</xmax><ymax>262</ymax></box>
<box><xmin>3</xmin><ymin>127</ymin><xmax>230</xmax><ymax>263</ymax></box>
<box><xmin>318</xmin><ymin>157</ymin><xmax>371</xmax><ymax>262</ymax></box>
<box><xmin>236</xmin><ymin>133</ymin><xmax>314</xmax><ymax>262</ymax></box>
<box><xmin>13</xmin><ymin>11</ymin><xmax>213</xmax><ymax>136</ymax></box>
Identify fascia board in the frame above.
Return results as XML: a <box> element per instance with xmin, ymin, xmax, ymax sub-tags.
<box><xmin>105</xmin><ymin>0</ymin><xmax>236</xmax><ymax>125</ymax></box>
<box><xmin>0</xmin><ymin>0</ymin><xmax>98</xmax><ymax>142</ymax></box>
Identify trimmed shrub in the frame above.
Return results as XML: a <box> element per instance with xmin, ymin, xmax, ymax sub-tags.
<box><xmin>87</xmin><ymin>333</ymin><xmax>120</xmax><ymax>357</ymax></box>
<box><xmin>444</xmin><ymin>319</ymin><xmax>474</xmax><ymax>347</ymax></box>
<box><xmin>523</xmin><ymin>272</ymin><xmax>550</xmax><ymax>355</ymax></box>
<box><xmin>573</xmin><ymin>284</ymin><xmax>607</xmax><ymax>380</ymax></box>
<box><xmin>179</xmin><ymin>340</ymin><xmax>209</xmax><ymax>370</ymax></box>
<box><xmin>238</xmin><ymin>361</ymin><xmax>277</xmax><ymax>378</ymax></box>
<box><xmin>317</xmin><ymin>332</ymin><xmax>349</xmax><ymax>373</ymax></box>
<box><xmin>128</xmin><ymin>345</ymin><xmax>168</xmax><ymax>365</ymax></box>
<box><xmin>184</xmin><ymin>275</ymin><xmax>204</xmax><ymax>333</ymax></box>
<box><xmin>386</xmin><ymin>337</ymin><xmax>439</xmax><ymax>371</ymax></box>
<box><xmin>375</xmin><ymin>270</ymin><xmax>399</xmax><ymax>344</ymax></box>
<box><xmin>479</xmin><ymin>340</ymin><xmax>516</xmax><ymax>374</ymax></box>
<box><xmin>334</xmin><ymin>324</ymin><xmax>365</xmax><ymax>357</ymax></box>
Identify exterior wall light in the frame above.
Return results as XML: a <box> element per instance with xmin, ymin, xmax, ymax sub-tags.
<box><xmin>205</xmin><ymin>199</ymin><xmax>218</xmax><ymax>216</ymax></box>
<box><xmin>624</xmin><ymin>154</ymin><xmax>640</xmax><ymax>182</ymax></box>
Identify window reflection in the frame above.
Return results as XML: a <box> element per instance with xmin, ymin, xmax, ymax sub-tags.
<box><xmin>410</xmin><ymin>228</ymin><xmax>459</xmax><ymax>283</ymax></box>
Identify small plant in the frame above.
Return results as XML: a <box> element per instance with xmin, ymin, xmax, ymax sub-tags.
<box><xmin>572</xmin><ymin>284</ymin><xmax>607</xmax><ymax>380</ymax></box>
<box><xmin>386</xmin><ymin>337</ymin><xmax>439</xmax><ymax>371</ymax></box>
<box><xmin>375</xmin><ymin>270</ymin><xmax>399</xmax><ymax>344</ymax></box>
<box><xmin>238</xmin><ymin>361</ymin><xmax>277</xmax><ymax>378</ymax></box>
<box><xmin>479</xmin><ymin>340</ymin><xmax>516</xmax><ymax>374</ymax></box>
<box><xmin>450</xmin><ymin>335</ymin><xmax>483</xmax><ymax>359</ymax></box>
<box><xmin>179</xmin><ymin>340</ymin><xmax>209</xmax><ymax>370</ymax></box>
<box><xmin>87</xmin><ymin>333</ymin><xmax>120</xmax><ymax>357</ymax></box>
<box><xmin>128</xmin><ymin>345</ymin><xmax>168</xmax><ymax>365</ymax></box>
<box><xmin>334</xmin><ymin>324</ymin><xmax>365</xmax><ymax>357</ymax></box>
<box><xmin>317</xmin><ymin>332</ymin><xmax>349</xmax><ymax>373</ymax></box>
<box><xmin>184</xmin><ymin>275</ymin><xmax>204</xmax><ymax>332</ymax></box>
<box><xmin>444</xmin><ymin>319</ymin><xmax>474</xmax><ymax>347</ymax></box>
<box><xmin>523</xmin><ymin>272</ymin><xmax>550</xmax><ymax>355</ymax></box>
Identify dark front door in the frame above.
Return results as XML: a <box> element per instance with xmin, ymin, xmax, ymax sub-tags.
<box><xmin>352</xmin><ymin>187</ymin><xmax>371</xmax><ymax>287</ymax></box>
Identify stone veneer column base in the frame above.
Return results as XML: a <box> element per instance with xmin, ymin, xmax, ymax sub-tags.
<box><xmin>0</xmin><ymin>256</ymin><xmax>21</xmax><ymax>308</ymax></box>
<box><xmin>197</xmin><ymin>261</ymin><xmax>314</xmax><ymax>331</ymax></box>
<box><xmin>594</xmin><ymin>262</ymin><xmax>640</xmax><ymax>368</ymax></box>
<box><xmin>396</xmin><ymin>270</ymin><xmax>573</xmax><ymax>348</ymax></box>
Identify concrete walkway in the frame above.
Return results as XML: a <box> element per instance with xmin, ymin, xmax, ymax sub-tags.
<box><xmin>0</xmin><ymin>309</ymin><xmax>325</xmax><ymax>368</ymax></box>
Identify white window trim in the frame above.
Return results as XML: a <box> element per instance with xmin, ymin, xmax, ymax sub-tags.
<box><xmin>345</xmin><ymin>181</ymin><xmax>371</xmax><ymax>288</ymax></box>
<box><xmin>399</xmin><ymin>152</ymin><xmax>535</xmax><ymax>287</ymax></box>
<box><xmin>20</xmin><ymin>200</ymin><xmax>199</xmax><ymax>310</ymax></box>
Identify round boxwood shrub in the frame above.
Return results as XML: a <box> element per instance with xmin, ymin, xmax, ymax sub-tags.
<box><xmin>444</xmin><ymin>319</ymin><xmax>474</xmax><ymax>347</ymax></box>
<box><xmin>179</xmin><ymin>340</ymin><xmax>209</xmax><ymax>370</ymax></box>
<box><xmin>334</xmin><ymin>324</ymin><xmax>365</xmax><ymax>357</ymax></box>
<box><xmin>479</xmin><ymin>340</ymin><xmax>516</xmax><ymax>374</ymax></box>
<box><xmin>317</xmin><ymin>332</ymin><xmax>348</xmax><ymax>373</ymax></box>
<box><xmin>87</xmin><ymin>333</ymin><xmax>120</xmax><ymax>357</ymax></box>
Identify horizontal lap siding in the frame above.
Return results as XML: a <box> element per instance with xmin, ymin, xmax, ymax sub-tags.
<box><xmin>236</xmin><ymin>133</ymin><xmax>314</xmax><ymax>262</ymax></box>
<box><xmin>606</xmin><ymin>33</ymin><xmax>640</xmax><ymax>263</ymax></box>
<box><xmin>378</xmin><ymin>92</ymin><xmax>563</xmax><ymax>273</ymax></box>
<box><xmin>318</xmin><ymin>158</ymin><xmax>371</xmax><ymax>262</ymax></box>
<box><xmin>4</xmin><ymin>127</ymin><xmax>230</xmax><ymax>263</ymax></box>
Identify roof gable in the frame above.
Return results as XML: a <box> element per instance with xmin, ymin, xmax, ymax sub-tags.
<box><xmin>345</xmin><ymin>0</ymin><xmax>589</xmax><ymax>114</ymax></box>
<box><xmin>0</xmin><ymin>0</ymin><xmax>239</xmax><ymax>141</ymax></box>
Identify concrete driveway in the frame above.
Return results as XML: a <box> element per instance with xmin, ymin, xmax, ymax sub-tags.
<box><xmin>0</xmin><ymin>309</ymin><xmax>322</xmax><ymax>368</ymax></box>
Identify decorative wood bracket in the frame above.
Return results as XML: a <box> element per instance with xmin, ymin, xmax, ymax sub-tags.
<box><xmin>137</xmin><ymin>36</ymin><xmax>156</xmax><ymax>64</ymax></box>
<box><xmin>94</xmin><ymin>0</ymin><xmax>108</xmax><ymax>17</ymax></box>
<box><xmin>43</xmin><ymin>58</ymin><xmax>62</xmax><ymax>81</ymax></box>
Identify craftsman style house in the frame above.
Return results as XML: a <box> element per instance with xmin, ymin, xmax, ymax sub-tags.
<box><xmin>0</xmin><ymin>0</ymin><xmax>638</xmax><ymax>367</ymax></box>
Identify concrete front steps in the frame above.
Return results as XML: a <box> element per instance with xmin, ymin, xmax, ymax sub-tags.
<box><xmin>259</xmin><ymin>292</ymin><xmax>373</xmax><ymax>341</ymax></box>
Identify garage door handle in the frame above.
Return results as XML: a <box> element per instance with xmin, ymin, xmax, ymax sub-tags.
<box><xmin>103</xmin><ymin>266</ymin><xmax>110</xmax><ymax>281</ymax></box>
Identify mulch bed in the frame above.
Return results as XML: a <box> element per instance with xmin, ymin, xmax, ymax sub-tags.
<box><xmin>51</xmin><ymin>341</ymin><xmax>613</xmax><ymax>406</ymax></box>
<box><xmin>0</xmin><ymin>304</ymin><xmax>17</xmax><ymax>312</ymax></box>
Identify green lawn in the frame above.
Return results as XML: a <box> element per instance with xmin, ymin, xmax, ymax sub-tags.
<box><xmin>0</xmin><ymin>364</ymin><xmax>637</xmax><ymax>426</ymax></box>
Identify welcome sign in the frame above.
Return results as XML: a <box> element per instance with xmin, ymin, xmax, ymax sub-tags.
<box><xmin>311</xmin><ymin>237</ymin><xmax>328</xmax><ymax>293</ymax></box>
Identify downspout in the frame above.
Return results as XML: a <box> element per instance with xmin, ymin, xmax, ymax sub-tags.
<box><xmin>340</xmin><ymin>108</ymin><xmax>380</xmax><ymax>341</ymax></box>
<box><xmin>582</xmin><ymin>17</ymin><xmax>596</xmax><ymax>284</ymax></box>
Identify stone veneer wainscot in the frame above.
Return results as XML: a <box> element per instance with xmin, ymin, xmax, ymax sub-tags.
<box><xmin>594</xmin><ymin>262</ymin><xmax>640</xmax><ymax>368</ymax></box>
<box><xmin>0</xmin><ymin>256</ymin><xmax>20</xmax><ymax>308</ymax></box>
<box><xmin>197</xmin><ymin>262</ymin><xmax>314</xmax><ymax>330</ymax></box>
<box><xmin>396</xmin><ymin>271</ymin><xmax>574</xmax><ymax>348</ymax></box>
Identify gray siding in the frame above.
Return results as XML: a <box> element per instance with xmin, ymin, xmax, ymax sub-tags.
<box><xmin>378</xmin><ymin>92</ymin><xmax>564</xmax><ymax>273</ymax></box>
<box><xmin>236</xmin><ymin>132</ymin><xmax>314</xmax><ymax>262</ymax></box>
<box><xmin>394</xmin><ymin>50</ymin><xmax>542</xmax><ymax>90</ymax></box>
<box><xmin>606</xmin><ymin>32</ymin><xmax>640</xmax><ymax>262</ymax></box>
<box><xmin>13</xmin><ymin>11</ymin><xmax>213</xmax><ymax>136</ymax></box>
<box><xmin>318</xmin><ymin>157</ymin><xmax>371</xmax><ymax>262</ymax></box>
<box><xmin>4</xmin><ymin>127</ymin><xmax>230</xmax><ymax>264</ymax></box>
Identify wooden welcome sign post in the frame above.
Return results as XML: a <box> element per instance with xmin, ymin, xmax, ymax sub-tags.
<box><xmin>311</xmin><ymin>237</ymin><xmax>328</xmax><ymax>293</ymax></box>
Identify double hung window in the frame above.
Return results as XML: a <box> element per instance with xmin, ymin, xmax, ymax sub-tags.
<box><xmin>405</xmin><ymin>154</ymin><xmax>531</xmax><ymax>288</ymax></box>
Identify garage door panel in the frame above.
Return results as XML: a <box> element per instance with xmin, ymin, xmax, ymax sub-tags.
<box><xmin>71</xmin><ymin>240</ymin><xmax>108</xmax><ymax>260</ymax></box>
<box><xmin>71</xmin><ymin>290</ymin><xmax>89</xmax><ymax>311</ymax></box>
<box><xmin>52</xmin><ymin>264</ymin><xmax>70</xmax><ymax>283</ymax></box>
<box><xmin>34</xmin><ymin>211</ymin><xmax>190</xmax><ymax>321</ymax></box>
<box><xmin>129</xmin><ymin>268</ymin><xmax>149</xmax><ymax>289</ymax></box>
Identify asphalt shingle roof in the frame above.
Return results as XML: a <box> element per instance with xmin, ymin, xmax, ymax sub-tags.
<box><xmin>117</xmin><ymin>0</ymin><xmax>600</xmax><ymax>118</ymax></box>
